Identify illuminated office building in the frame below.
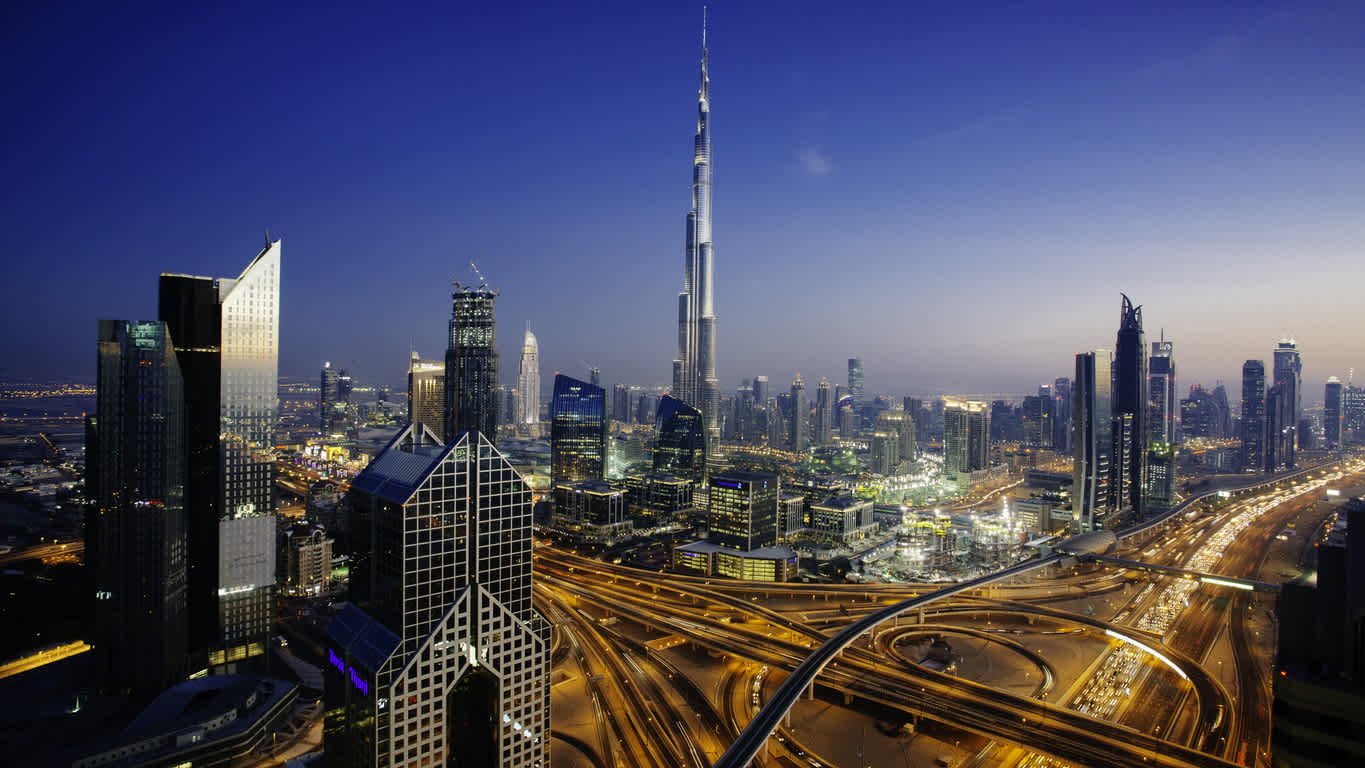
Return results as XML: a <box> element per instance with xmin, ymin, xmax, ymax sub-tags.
<box><xmin>1149</xmin><ymin>337</ymin><xmax>1177</xmax><ymax>444</ymax></box>
<box><xmin>550</xmin><ymin>374</ymin><xmax>607</xmax><ymax>488</ymax></box>
<box><xmin>1073</xmin><ymin>350</ymin><xmax>1113</xmax><ymax>532</ymax></box>
<box><xmin>708</xmin><ymin>471</ymin><xmax>779</xmax><ymax>552</ymax></box>
<box><xmin>671</xmin><ymin>22</ymin><xmax>720</xmax><ymax>452</ymax></box>
<box><xmin>444</xmin><ymin>283</ymin><xmax>499</xmax><ymax>444</ymax></box>
<box><xmin>943</xmin><ymin>398</ymin><xmax>989</xmax><ymax>490</ymax></box>
<box><xmin>407</xmin><ymin>351</ymin><xmax>445</xmax><ymax>442</ymax></box>
<box><xmin>1146</xmin><ymin>441</ymin><xmax>1176</xmax><ymax>509</ymax></box>
<box><xmin>159</xmin><ymin>239</ymin><xmax>279</xmax><ymax>671</ymax></box>
<box><xmin>87</xmin><ymin>320</ymin><xmax>188</xmax><ymax>693</ymax></box>
<box><xmin>328</xmin><ymin>426</ymin><xmax>548</xmax><ymax>767</ymax></box>
<box><xmin>1112</xmin><ymin>294</ymin><xmax>1148</xmax><ymax>518</ymax></box>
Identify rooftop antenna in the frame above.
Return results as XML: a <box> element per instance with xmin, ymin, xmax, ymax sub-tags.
<box><xmin>264</xmin><ymin>226</ymin><xmax>271</xmax><ymax>246</ymax></box>
<box><xmin>703</xmin><ymin>5</ymin><xmax>707</xmax><ymax>48</ymax></box>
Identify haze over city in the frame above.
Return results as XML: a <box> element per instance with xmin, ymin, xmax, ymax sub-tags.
<box><xmin>3</xmin><ymin>1</ymin><xmax>1363</xmax><ymax>395</ymax></box>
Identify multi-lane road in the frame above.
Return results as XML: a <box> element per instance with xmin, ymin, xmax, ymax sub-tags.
<box><xmin>534</xmin><ymin>456</ymin><xmax>1364</xmax><ymax>768</ymax></box>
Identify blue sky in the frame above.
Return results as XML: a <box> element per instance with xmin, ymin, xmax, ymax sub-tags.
<box><xmin>2</xmin><ymin>1</ymin><xmax>1363</xmax><ymax>401</ymax></box>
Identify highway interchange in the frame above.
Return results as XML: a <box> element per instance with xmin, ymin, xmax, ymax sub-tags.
<box><xmin>535</xmin><ymin>456</ymin><xmax>1365</xmax><ymax>768</ymax></box>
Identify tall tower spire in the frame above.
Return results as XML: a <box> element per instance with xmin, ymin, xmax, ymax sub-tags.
<box><xmin>672</xmin><ymin>12</ymin><xmax>720</xmax><ymax>458</ymax></box>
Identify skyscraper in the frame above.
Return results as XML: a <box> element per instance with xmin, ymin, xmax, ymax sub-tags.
<box><xmin>671</xmin><ymin>21</ymin><xmax>720</xmax><ymax>453</ymax></box>
<box><xmin>1326</xmin><ymin>377</ymin><xmax>1343</xmax><ymax>448</ymax></box>
<box><xmin>654</xmin><ymin>394</ymin><xmax>707</xmax><ymax>487</ymax></box>
<box><xmin>1112</xmin><ymin>294</ymin><xmax>1148</xmax><ymax>518</ymax></box>
<box><xmin>87</xmin><ymin>320</ymin><xmax>188</xmax><ymax>693</ymax></box>
<box><xmin>159</xmin><ymin>238</ymin><xmax>279</xmax><ymax>672</ymax></box>
<box><xmin>408</xmin><ymin>351</ymin><xmax>445</xmax><ymax>441</ymax></box>
<box><xmin>550</xmin><ymin>374</ymin><xmax>607</xmax><ymax>488</ymax></box>
<box><xmin>1149</xmin><ymin>337</ymin><xmax>1177</xmax><ymax>445</ymax></box>
<box><xmin>1266</xmin><ymin>383</ymin><xmax>1291</xmax><ymax>472</ymax></box>
<box><xmin>444</xmin><ymin>282</ymin><xmax>499</xmax><ymax>444</ymax></box>
<box><xmin>708</xmin><ymin>471</ymin><xmax>779</xmax><ymax>552</ymax></box>
<box><xmin>943</xmin><ymin>397</ymin><xmax>989</xmax><ymax>490</ymax></box>
<box><xmin>847</xmin><ymin>358</ymin><xmax>864</xmax><ymax>434</ymax></box>
<box><xmin>1052</xmin><ymin>378</ymin><xmax>1073</xmax><ymax>454</ymax></box>
<box><xmin>330</xmin><ymin>426</ymin><xmax>549</xmax><ymax>767</ymax></box>
<box><xmin>612</xmin><ymin>383</ymin><xmax>630</xmax><ymax>425</ymax></box>
<box><xmin>321</xmin><ymin>361</ymin><xmax>339</xmax><ymax>431</ymax></box>
<box><xmin>1241</xmin><ymin>360</ymin><xmax>1266</xmax><ymax>472</ymax></box>
<box><xmin>1073</xmin><ymin>350</ymin><xmax>1113</xmax><ymax>532</ymax></box>
<box><xmin>517</xmin><ymin>326</ymin><xmax>540</xmax><ymax>428</ymax></box>
<box><xmin>1345</xmin><ymin>384</ymin><xmax>1365</xmax><ymax>445</ymax></box>
<box><xmin>877</xmin><ymin>410</ymin><xmax>916</xmax><ymax>462</ymax></box>
<box><xmin>814</xmin><ymin>377</ymin><xmax>833</xmax><ymax>445</ymax></box>
<box><xmin>789</xmin><ymin>374</ymin><xmax>808</xmax><ymax>452</ymax></box>
<box><xmin>1274</xmin><ymin>338</ymin><xmax>1302</xmax><ymax>468</ymax></box>
<box><xmin>1022</xmin><ymin>391</ymin><xmax>1053</xmax><ymax>449</ymax></box>
<box><xmin>320</xmin><ymin>362</ymin><xmax>351</xmax><ymax>437</ymax></box>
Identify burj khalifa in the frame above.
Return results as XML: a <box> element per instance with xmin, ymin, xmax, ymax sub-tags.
<box><xmin>672</xmin><ymin>17</ymin><xmax>720</xmax><ymax>451</ymax></box>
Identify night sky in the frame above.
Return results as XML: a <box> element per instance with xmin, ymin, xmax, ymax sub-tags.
<box><xmin>3</xmin><ymin>1</ymin><xmax>1363</xmax><ymax>401</ymax></box>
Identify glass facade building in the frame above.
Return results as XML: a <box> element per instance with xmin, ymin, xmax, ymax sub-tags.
<box><xmin>847</xmin><ymin>358</ymin><xmax>864</xmax><ymax>434</ymax></box>
<box><xmin>1325</xmin><ymin>377</ymin><xmax>1343</xmax><ymax>448</ymax></box>
<box><xmin>1073</xmin><ymin>350</ymin><xmax>1113</xmax><ymax>532</ymax></box>
<box><xmin>517</xmin><ymin>328</ymin><xmax>540</xmax><ymax>428</ymax></box>
<box><xmin>1148</xmin><ymin>339</ymin><xmax>1177</xmax><ymax>445</ymax></box>
<box><xmin>444</xmin><ymin>285</ymin><xmax>499</xmax><ymax>444</ymax></box>
<box><xmin>1112</xmin><ymin>294</ymin><xmax>1148</xmax><ymax>518</ymax></box>
<box><xmin>671</xmin><ymin>29</ymin><xmax>720</xmax><ymax>453</ymax></box>
<box><xmin>1241</xmin><ymin>360</ymin><xmax>1266</xmax><ymax>472</ymax></box>
<box><xmin>653</xmin><ymin>394</ymin><xmax>707</xmax><ymax>487</ymax></box>
<box><xmin>407</xmin><ymin>351</ymin><xmax>446</xmax><ymax>442</ymax></box>
<box><xmin>87</xmin><ymin>320</ymin><xmax>188</xmax><ymax>693</ymax></box>
<box><xmin>943</xmin><ymin>397</ymin><xmax>989</xmax><ymax>490</ymax></box>
<box><xmin>707</xmin><ymin>471</ymin><xmax>779</xmax><ymax>552</ymax></box>
<box><xmin>1273</xmin><ymin>338</ymin><xmax>1302</xmax><ymax>468</ymax></box>
<box><xmin>159</xmin><ymin>239</ymin><xmax>279</xmax><ymax>672</ymax></box>
<box><xmin>328</xmin><ymin>426</ymin><xmax>549</xmax><ymax>768</ymax></box>
<box><xmin>550</xmin><ymin>374</ymin><xmax>607</xmax><ymax>488</ymax></box>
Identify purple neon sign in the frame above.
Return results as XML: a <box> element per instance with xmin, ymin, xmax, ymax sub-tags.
<box><xmin>329</xmin><ymin>648</ymin><xmax>370</xmax><ymax>696</ymax></box>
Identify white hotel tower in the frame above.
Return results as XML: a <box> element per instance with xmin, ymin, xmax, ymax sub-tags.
<box><xmin>517</xmin><ymin>326</ymin><xmax>540</xmax><ymax>428</ymax></box>
<box><xmin>672</xmin><ymin>19</ymin><xmax>720</xmax><ymax>451</ymax></box>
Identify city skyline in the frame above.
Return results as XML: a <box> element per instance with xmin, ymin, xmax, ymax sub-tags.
<box><xmin>4</xmin><ymin>3</ymin><xmax>1364</xmax><ymax>396</ymax></box>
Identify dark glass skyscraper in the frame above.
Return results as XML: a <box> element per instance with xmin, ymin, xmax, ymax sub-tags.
<box><xmin>550</xmin><ymin>374</ymin><xmax>607</xmax><ymax>488</ymax></box>
<box><xmin>445</xmin><ymin>283</ymin><xmax>499</xmax><ymax>444</ymax></box>
<box><xmin>847</xmin><ymin>358</ymin><xmax>864</xmax><ymax>434</ymax></box>
<box><xmin>654</xmin><ymin>394</ymin><xmax>707</xmax><ymax>487</ymax></box>
<box><xmin>1273</xmin><ymin>338</ymin><xmax>1302</xmax><ymax>468</ymax></box>
<box><xmin>87</xmin><ymin>320</ymin><xmax>188</xmax><ymax>694</ymax></box>
<box><xmin>789</xmin><ymin>374</ymin><xmax>808</xmax><ymax>452</ymax></box>
<box><xmin>1073</xmin><ymin>350</ymin><xmax>1113</xmax><ymax>532</ymax></box>
<box><xmin>1326</xmin><ymin>377</ymin><xmax>1343</xmax><ymax>448</ymax></box>
<box><xmin>1241</xmin><ymin>360</ymin><xmax>1266</xmax><ymax>472</ymax></box>
<box><xmin>1112</xmin><ymin>294</ymin><xmax>1148</xmax><ymax>518</ymax></box>
<box><xmin>159</xmin><ymin>239</ymin><xmax>279</xmax><ymax>672</ymax></box>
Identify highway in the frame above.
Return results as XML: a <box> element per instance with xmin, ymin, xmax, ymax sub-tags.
<box><xmin>532</xmin><ymin>456</ymin><xmax>1362</xmax><ymax>768</ymax></box>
